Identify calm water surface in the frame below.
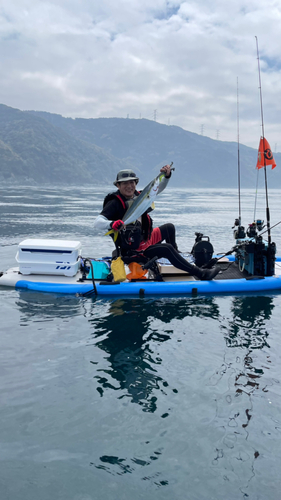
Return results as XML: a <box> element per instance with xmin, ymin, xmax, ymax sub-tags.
<box><xmin>0</xmin><ymin>186</ymin><xmax>281</xmax><ymax>500</ymax></box>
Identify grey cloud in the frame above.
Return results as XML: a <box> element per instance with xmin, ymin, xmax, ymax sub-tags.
<box><xmin>0</xmin><ymin>0</ymin><xmax>281</xmax><ymax>150</ymax></box>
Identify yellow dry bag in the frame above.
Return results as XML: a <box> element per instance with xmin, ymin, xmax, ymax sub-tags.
<box><xmin>111</xmin><ymin>256</ymin><xmax>127</xmax><ymax>282</ymax></box>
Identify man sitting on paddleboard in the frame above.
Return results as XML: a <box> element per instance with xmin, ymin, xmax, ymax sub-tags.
<box><xmin>93</xmin><ymin>166</ymin><xmax>219</xmax><ymax>280</ymax></box>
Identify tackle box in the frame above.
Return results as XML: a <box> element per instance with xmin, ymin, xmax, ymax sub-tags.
<box><xmin>16</xmin><ymin>239</ymin><xmax>82</xmax><ymax>276</ymax></box>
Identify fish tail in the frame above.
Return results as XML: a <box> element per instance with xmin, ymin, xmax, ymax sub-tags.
<box><xmin>104</xmin><ymin>229</ymin><xmax>119</xmax><ymax>242</ymax></box>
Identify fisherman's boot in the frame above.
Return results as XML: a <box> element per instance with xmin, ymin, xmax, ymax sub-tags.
<box><xmin>191</xmin><ymin>264</ymin><xmax>220</xmax><ymax>281</ymax></box>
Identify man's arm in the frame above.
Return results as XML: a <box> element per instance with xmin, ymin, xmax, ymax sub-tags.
<box><xmin>93</xmin><ymin>198</ymin><xmax>123</xmax><ymax>232</ymax></box>
<box><xmin>93</xmin><ymin>214</ymin><xmax>112</xmax><ymax>231</ymax></box>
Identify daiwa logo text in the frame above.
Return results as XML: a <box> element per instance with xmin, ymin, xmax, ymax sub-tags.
<box><xmin>56</xmin><ymin>261</ymin><xmax>71</xmax><ymax>270</ymax></box>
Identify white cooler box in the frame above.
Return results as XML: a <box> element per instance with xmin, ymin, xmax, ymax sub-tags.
<box><xmin>16</xmin><ymin>239</ymin><xmax>82</xmax><ymax>276</ymax></box>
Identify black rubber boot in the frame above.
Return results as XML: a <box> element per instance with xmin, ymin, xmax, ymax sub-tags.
<box><xmin>142</xmin><ymin>243</ymin><xmax>220</xmax><ymax>280</ymax></box>
<box><xmin>192</xmin><ymin>265</ymin><xmax>220</xmax><ymax>281</ymax></box>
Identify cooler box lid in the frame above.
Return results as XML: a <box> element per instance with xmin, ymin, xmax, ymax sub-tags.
<box><xmin>18</xmin><ymin>239</ymin><xmax>81</xmax><ymax>252</ymax></box>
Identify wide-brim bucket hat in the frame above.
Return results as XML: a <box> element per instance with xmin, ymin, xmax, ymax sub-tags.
<box><xmin>113</xmin><ymin>169</ymin><xmax>139</xmax><ymax>186</ymax></box>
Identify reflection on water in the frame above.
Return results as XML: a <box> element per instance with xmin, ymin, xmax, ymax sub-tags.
<box><xmin>226</xmin><ymin>295</ymin><xmax>274</xmax><ymax>349</ymax></box>
<box><xmin>81</xmin><ymin>293</ymin><xmax>279</xmax><ymax>493</ymax></box>
<box><xmin>89</xmin><ymin>297</ymin><xmax>220</xmax><ymax>412</ymax></box>
<box><xmin>208</xmin><ymin>295</ymin><xmax>277</xmax><ymax>496</ymax></box>
<box><xmin>1</xmin><ymin>286</ymin><xmax>279</xmax><ymax>497</ymax></box>
<box><xmin>15</xmin><ymin>291</ymin><xmax>83</xmax><ymax>322</ymax></box>
<box><xmin>86</xmin><ymin>295</ymin><xmax>273</xmax><ymax>412</ymax></box>
<box><xmin>1</xmin><ymin>183</ymin><xmax>280</xmax><ymax>499</ymax></box>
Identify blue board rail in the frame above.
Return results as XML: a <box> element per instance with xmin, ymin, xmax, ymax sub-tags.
<box><xmin>14</xmin><ymin>275</ymin><xmax>281</xmax><ymax>296</ymax></box>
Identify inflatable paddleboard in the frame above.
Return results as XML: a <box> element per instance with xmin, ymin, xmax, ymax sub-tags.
<box><xmin>1</xmin><ymin>239</ymin><xmax>281</xmax><ymax>296</ymax></box>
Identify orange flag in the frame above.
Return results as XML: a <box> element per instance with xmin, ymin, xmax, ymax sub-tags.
<box><xmin>256</xmin><ymin>137</ymin><xmax>276</xmax><ymax>170</ymax></box>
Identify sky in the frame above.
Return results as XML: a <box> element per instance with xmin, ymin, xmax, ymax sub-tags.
<box><xmin>1</xmin><ymin>0</ymin><xmax>281</xmax><ymax>151</ymax></box>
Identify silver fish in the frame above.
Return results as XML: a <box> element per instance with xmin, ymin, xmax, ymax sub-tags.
<box><xmin>106</xmin><ymin>164</ymin><xmax>174</xmax><ymax>241</ymax></box>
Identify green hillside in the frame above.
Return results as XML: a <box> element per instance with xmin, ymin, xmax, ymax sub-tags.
<box><xmin>28</xmin><ymin>110</ymin><xmax>281</xmax><ymax>188</ymax></box>
<box><xmin>0</xmin><ymin>103</ymin><xmax>280</xmax><ymax>188</ymax></box>
<box><xmin>0</xmin><ymin>104</ymin><xmax>132</xmax><ymax>185</ymax></box>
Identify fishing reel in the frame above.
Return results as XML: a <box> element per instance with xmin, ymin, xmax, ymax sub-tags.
<box><xmin>233</xmin><ymin>218</ymin><xmax>245</xmax><ymax>239</ymax></box>
<box><xmin>246</xmin><ymin>220</ymin><xmax>264</xmax><ymax>238</ymax></box>
<box><xmin>246</xmin><ymin>222</ymin><xmax>258</xmax><ymax>238</ymax></box>
<box><xmin>255</xmin><ymin>219</ymin><xmax>265</xmax><ymax>231</ymax></box>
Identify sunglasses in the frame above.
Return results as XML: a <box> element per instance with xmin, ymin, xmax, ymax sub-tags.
<box><xmin>118</xmin><ymin>172</ymin><xmax>137</xmax><ymax>180</ymax></box>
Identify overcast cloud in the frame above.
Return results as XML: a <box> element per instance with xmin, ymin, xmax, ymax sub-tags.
<box><xmin>1</xmin><ymin>0</ymin><xmax>281</xmax><ymax>150</ymax></box>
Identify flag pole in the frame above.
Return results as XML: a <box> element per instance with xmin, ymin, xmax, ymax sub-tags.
<box><xmin>255</xmin><ymin>36</ymin><xmax>271</xmax><ymax>245</ymax></box>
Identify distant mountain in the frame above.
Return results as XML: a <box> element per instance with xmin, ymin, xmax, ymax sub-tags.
<box><xmin>0</xmin><ymin>103</ymin><xmax>280</xmax><ymax>188</ymax></box>
<box><xmin>27</xmin><ymin>110</ymin><xmax>281</xmax><ymax>188</ymax></box>
<box><xmin>0</xmin><ymin>104</ymin><xmax>132</xmax><ymax>185</ymax></box>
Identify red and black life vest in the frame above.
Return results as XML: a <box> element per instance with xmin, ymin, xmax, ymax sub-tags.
<box><xmin>103</xmin><ymin>190</ymin><xmax>153</xmax><ymax>244</ymax></box>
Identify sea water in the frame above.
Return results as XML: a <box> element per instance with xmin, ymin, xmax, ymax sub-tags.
<box><xmin>0</xmin><ymin>186</ymin><xmax>281</xmax><ymax>500</ymax></box>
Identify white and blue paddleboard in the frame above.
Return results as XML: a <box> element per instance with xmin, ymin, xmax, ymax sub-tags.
<box><xmin>1</xmin><ymin>239</ymin><xmax>281</xmax><ymax>297</ymax></box>
<box><xmin>1</xmin><ymin>259</ymin><xmax>281</xmax><ymax>296</ymax></box>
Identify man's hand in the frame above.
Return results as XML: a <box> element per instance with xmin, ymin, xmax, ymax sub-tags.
<box><xmin>160</xmin><ymin>164</ymin><xmax>171</xmax><ymax>178</ymax></box>
<box><xmin>111</xmin><ymin>220</ymin><xmax>124</xmax><ymax>231</ymax></box>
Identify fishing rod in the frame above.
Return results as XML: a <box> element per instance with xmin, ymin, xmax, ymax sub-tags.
<box><xmin>258</xmin><ymin>219</ymin><xmax>281</xmax><ymax>239</ymax></box>
<box><xmin>255</xmin><ymin>36</ymin><xmax>271</xmax><ymax>245</ymax></box>
<box><xmin>237</xmin><ymin>77</ymin><xmax>242</xmax><ymax>227</ymax></box>
<box><xmin>233</xmin><ymin>77</ymin><xmax>246</xmax><ymax>239</ymax></box>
